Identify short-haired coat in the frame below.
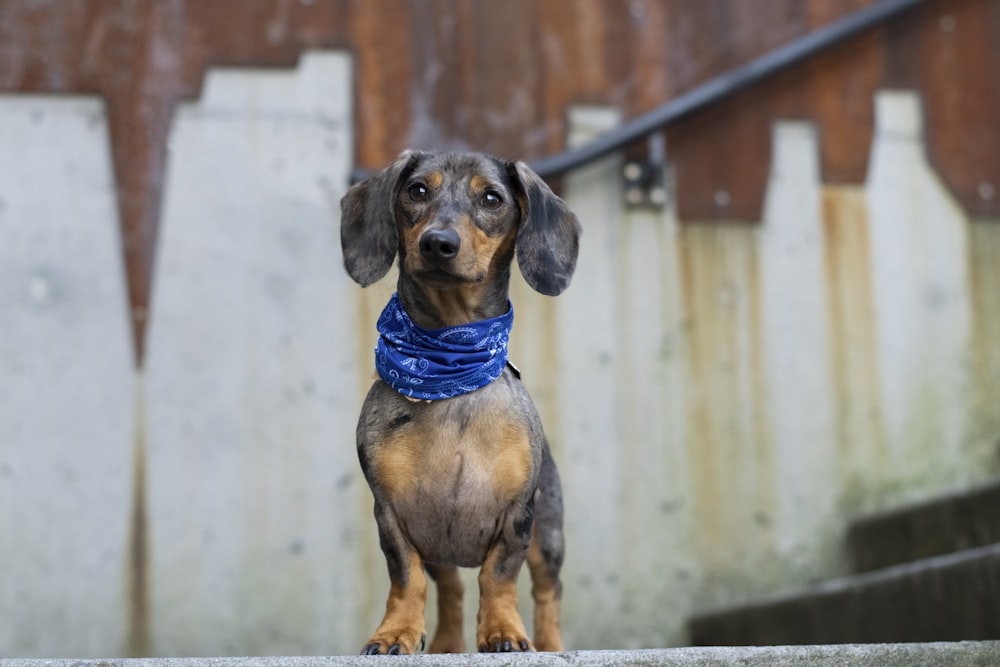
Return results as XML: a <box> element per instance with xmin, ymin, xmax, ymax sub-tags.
<box><xmin>340</xmin><ymin>151</ymin><xmax>581</xmax><ymax>654</ymax></box>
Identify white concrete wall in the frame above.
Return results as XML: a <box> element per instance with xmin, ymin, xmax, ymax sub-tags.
<box><xmin>1</xmin><ymin>61</ymin><xmax>998</xmax><ymax>657</ymax></box>
<box><xmin>509</xmin><ymin>92</ymin><xmax>1000</xmax><ymax>648</ymax></box>
<box><xmin>143</xmin><ymin>52</ymin><xmax>377</xmax><ymax>656</ymax></box>
<box><xmin>0</xmin><ymin>96</ymin><xmax>135</xmax><ymax>657</ymax></box>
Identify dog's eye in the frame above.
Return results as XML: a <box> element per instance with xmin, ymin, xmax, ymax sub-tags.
<box><xmin>481</xmin><ymin>191</ymin><xmax>503</xmax><ymax>210</ymax></box>
<box><xmin>407</xmin><ymin>183</ymin><xmax>429</xmax><ymax>202</ymax></box>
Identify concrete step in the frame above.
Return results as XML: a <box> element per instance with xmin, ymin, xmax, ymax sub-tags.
<box><xmin>847</xmin><ymin>478</ymin><xmax>1000</xmax><ymax>572</ymax></box>
<box><xmin>689</xmin><ymin>543</ymin><xmax>1000</xmax><ymax>646</ymax></box>
<box><xmin>3</xmin><ymin>643</ymin><xmax>1000</xmax><ymax>667</ymax></box>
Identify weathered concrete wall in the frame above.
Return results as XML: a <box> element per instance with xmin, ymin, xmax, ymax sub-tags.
<box><xmin>142</xmin><ymin>52</ymin><xmax>368</xmax><ymax>657</ymax></box>
<box><xmin>0</xmin><ymin>95</ymin><xmax>136</xmax><ymax>657</ymax></box>
<box><xmin>1</xmin><ymin>52</ymin><xmax>999</xmax><ymax>658</ymax></box>
<box><xmin>516</xmin><ymin>95</ymin><xmax>1000</xmax><ymax>649</ymax></box>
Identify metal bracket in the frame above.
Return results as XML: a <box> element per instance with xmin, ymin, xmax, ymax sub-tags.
<box><xmin>622</xmin><ymin>133</ymin><xmax>669</xmax><ymax>210</ymax></box>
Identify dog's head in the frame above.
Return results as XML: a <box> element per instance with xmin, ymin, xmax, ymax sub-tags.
<box><xmin>340</xmin><ymin>151</ymin><xmax>581</xmax><ymax>296</ymax></box>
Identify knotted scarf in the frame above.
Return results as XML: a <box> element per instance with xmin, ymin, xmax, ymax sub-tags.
<box><xmin>374</xmin><ymin>293</ymin><xmax>514</xmax><ymax>400</ymax></box>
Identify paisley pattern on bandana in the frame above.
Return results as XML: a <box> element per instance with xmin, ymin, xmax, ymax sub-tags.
<box><xmin>374</xmin><ymin>293</ymin><xmax>514</xmax><ymax>400</ymax></box>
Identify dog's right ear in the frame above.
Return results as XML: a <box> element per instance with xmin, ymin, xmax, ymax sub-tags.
<box><xmin>340</xmin><ymin>150</ymin><xmax>423</xmax><ymax>286</ymax></box>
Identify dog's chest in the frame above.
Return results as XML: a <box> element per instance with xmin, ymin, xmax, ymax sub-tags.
<box><xmin>372</xmin><ymin>393</ymin><xmax>535</xmax><ymax>566</ymax></box>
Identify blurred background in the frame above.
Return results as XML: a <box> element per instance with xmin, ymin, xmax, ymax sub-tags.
<box><xmin>1</xmin><ymin>0</ymin><xmax>999</xmax><ymax>658</ymax></box>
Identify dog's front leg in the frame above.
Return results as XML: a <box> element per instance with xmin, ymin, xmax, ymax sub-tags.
<box><xmin>362</xmin><ymin>513</ymin><xmax>428</xmax><ymax>655</ymax></box>
<box><xmin>476</xmin><ymin>506</ymin><xmax>535</xmax><ymax>652</ymax></box>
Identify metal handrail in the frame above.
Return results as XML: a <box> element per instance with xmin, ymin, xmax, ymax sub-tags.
<box><xmin>352</xmin><ymin>0</ymin><xmax>928</xmax><ymax>183</ymax></box>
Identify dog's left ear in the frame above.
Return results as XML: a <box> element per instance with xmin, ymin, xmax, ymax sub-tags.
<box><xmin>340</xmin><ymin>150</ymin><xmax>424</xmax><ymax>286</ymax></box>
<box><xmin>509</xmin><ymin>161</ymin><xmax>582</xmax><ymax>296</ymax></box>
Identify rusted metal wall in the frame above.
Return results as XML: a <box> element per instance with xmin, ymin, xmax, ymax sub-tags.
<box><xmin>1</xmin><ymin>0</ymin><xmax>997</xmax><ymax>359</ymax></box>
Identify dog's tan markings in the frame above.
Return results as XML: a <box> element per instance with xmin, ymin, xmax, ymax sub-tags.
<box><xmin>373</xmin><ymin>430</ymin><xmax>424</xmax><ymax>501</ymax></box>
<box><xmin>476</xmin><ymin>546</ymin><xmax>534</xmax><ymax>652</ymax></box>
<box><xmin>427</xmin><ymin>565</ymin><xmax>466</xmax><ymax>653</ymax></box>
<box><xmin>471</xmin><ymin>223</ymin><xmax>516</xmax><ymax>273</ymax></box>
<box><xmin>472</xmin><ymin>415</ymin><xmax>532</xmax><ymax>499</ymax></box>
<box><xmin>400</xmin><ymin>218</ymin><xmax>430</xmax><ymax>269</ymax></box>
<box><xmin>377</xmin><ymin>413</ymin><xmax>531</xmax><ymax>505</ymax></box>
<box><xmin>364</xmin><ymin>550</ymin><xmax>428</xmax><ymax>654</ymax></box>
<box><xmin>425</xmin><ymin>170</ymin><xmax>444</xmax><ymax>190</ymax></box>
<box><xmin>469</xmin><ymin>174</ymin><xmax>492</xmax><ymax>194</ymax></box>
<box><xmin>419</xmin><ymin>280</ymin><xmax>505</xmax><ymax>327</ymax></box>
<box><xmin>527</xmin><ymin>526</ymin><xmax>564</xmax><ymax>651</ymax></box>
<box><xmin>423</xmin><ymin>288</ymin><xmax>479</xmax><ymax>326</ymax></box>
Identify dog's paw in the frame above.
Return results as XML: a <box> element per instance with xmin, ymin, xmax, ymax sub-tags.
<box><xmin>477</xmin><ymin>622</ymin><xmax>534</xmax><ymax>653</ymax></box>
<box><xmin>360</xmin><ymin>631</ymin><xmax>426</xmax><ymax>655</ymax></box>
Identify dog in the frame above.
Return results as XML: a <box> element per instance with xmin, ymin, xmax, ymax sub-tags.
<box><xmin>340</xmin><ymin>150</ymin><xmax>581</xmax><ymax>654</ymax></box>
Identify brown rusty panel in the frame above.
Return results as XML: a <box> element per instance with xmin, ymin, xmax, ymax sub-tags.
<box><xmin>659</xmin><ymin>0</ymin><xmax>871</xmax><ymax>93</ymax></box>
<box><xmin>466</xmin><ymin>1</ymin><xmax>548</xmax><ymax>154</ymax></box>
<box><xmin>408</xmin><ymin>0</ymin><xmax>548</xmax><ymax>156</ymax></box>
<box><xmin>183</xmin><ymin>1</ymin><xmax>347</xmax><ymax>66</ymax></box>
<box><xmin>627</xmin><ymin>0</ymin><xmax>672</xmax><ymax>113</ymax></box>
<box><xmin>802</xmin><ymin>31</ymin><xmax>884</xmax><ymax>185</ymax></box>
<box><xmin>349</xmin><ymin>2</ymin><xmax>414</xmax><ymax>167</ymax></box>
<box><xmin>667</xmin><ymin>89</ymin><xmax>773</xmax><ymax>222</ymax></box>
<box><xmin>601</xmin><ymin>1</ymin><xmax>645</xmax><ymax>109</ymax></box>
<box><xmin>518</xmin><ymin>0</ymin><xmax>671</xmax><ymax>158</ymax></box>
<box><xmin>661</xmin><ymin>0</ymin><xmax>809</xmax><ymax>92</ymax></box>
<box><xmin>883</xmin><ymin>0</ymin><xmax>999</xmax><ymax>217</ymax></box>
<box><xmin>532</xmin><ymin>0</ymin><xmax>622</xmax><ymax>157</ymax></box>
<box><xmin>911</xmin><ymin>0</ymin><xmax>1000</xmax><ymax>217</ymax></box>
<box><xmin>805</xmin><ymin>0</ymin><xmax>884</xmax><ymax>27</ymax></box>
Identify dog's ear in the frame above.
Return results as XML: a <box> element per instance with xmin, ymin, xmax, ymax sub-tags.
<box><xmin>340</xmin><ymin>150</ymin><xmax>423</xmax><ymax>286</ymax></box>
<box><xmin>509</xmin><ymin>161</ymin><xmax>582</xmax><ymax>296</ymax></box>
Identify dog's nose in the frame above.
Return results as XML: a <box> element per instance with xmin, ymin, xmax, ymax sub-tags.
<box><xmin>419</xmin><ymin>229</ymin><xmax>461</xmax><ymax>261</ymax></box>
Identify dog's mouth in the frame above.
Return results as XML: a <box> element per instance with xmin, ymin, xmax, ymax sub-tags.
<box><xmin>414</xmin><ymin>263</ymin><xmax>487</xmax><ymax>288</ymax></box>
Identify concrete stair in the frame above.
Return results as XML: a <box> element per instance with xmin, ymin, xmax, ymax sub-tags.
<box><xmin>689</xmin><ymin>479</ymin><xmax>1000</xmax><ymax>645</ymax></box>
<box><xmin>846</xmin><ymin>479</ymin><xmax>1000</xmax><ymax>572</ymax></box>
<box><xmin>4</xmin><ymin>644</ymin><xmax>1000</xmax><ymax>667</ymax></box>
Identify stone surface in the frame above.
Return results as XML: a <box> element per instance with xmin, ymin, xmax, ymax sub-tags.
<box><xmin>5</xmin><ymin>644</ymin><xmax>1000</xmax><ymax>667</ymax></box>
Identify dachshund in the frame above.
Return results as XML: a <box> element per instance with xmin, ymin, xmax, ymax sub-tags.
<box><xmin>340</xmin><ymin>151</ymin><xmax>581</xmax><ymax>654</ymax></box>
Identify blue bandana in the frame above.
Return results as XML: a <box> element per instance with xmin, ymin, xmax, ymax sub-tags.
<box><xmin>374</xmin><ymin>293</ymin><xmax>514</xmax><ymax>400</ymax></box>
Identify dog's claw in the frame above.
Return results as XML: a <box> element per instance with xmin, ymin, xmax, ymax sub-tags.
<box><xmin>479</xmin><ymin>637</ymin><xmax>529</xmax><ymax>653</ymax></box>
<box><xmin>362</xmin><ymin>643</ymin><xmax>381</xmax><ymax>655</ymax></box>
<box><xmin>387</xmin><ymin>644</ymin><xmax>401</xmax><ymax>655</ymax></box>
<box><xmin>420</xmin><ymin>634</ymin><xmax>426</xmax><ymax>652</ymax></box>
